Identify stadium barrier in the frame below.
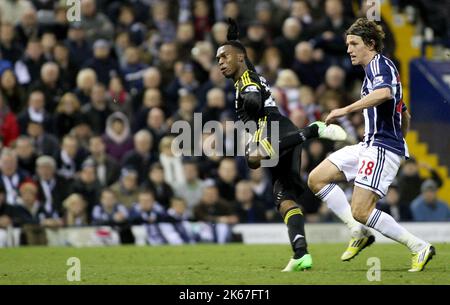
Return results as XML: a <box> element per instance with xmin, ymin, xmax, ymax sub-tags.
<box><xmin>0</xmin><ymin>222</ymin><xmax>233</xmax><ymax>247</ymax></box>
<box><xmin>1</xmin><ymin>223</ymin><xmax>450</xmax><ymax>247</ymax></box>
<box><xmin>233</xmin><ymin>223</ymin><xmax>450</xmax><ymax>244</ymax></box>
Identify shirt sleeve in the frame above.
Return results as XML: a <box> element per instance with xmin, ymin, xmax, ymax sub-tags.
<box><xmin>367</xmin><ymin>57</ymin><xmax>394</xmax><ymax>91</ymax></box>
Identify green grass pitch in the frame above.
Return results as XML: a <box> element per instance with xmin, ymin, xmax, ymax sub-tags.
<box><xmin>0</xmin><ymin>243</ymin><xmax>449</xmax><ymax>284</ymax></box>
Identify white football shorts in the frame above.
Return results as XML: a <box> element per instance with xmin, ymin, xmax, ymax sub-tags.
<box><xmin>327</xmin><ymin>143</ymin><xmax>402</xmax><ymax>198</ymax></box>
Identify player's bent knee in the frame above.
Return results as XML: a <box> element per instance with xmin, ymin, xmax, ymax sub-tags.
<box><xmin>307</xmin><ymin>169</ymin><xmax>324</xmax><ymax>193</ymax></box>
<box><xmin>351</xmin><ymin>204</ymin><xmax>370</xmax><ymax>224</ymax></box>
<box><xmin>279</xmin><ymin>200</ymin><xmax>297</xmax><ymax>216</ymax></box>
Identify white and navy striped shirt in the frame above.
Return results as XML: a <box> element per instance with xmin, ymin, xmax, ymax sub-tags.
<box><xmin>361</xmin><ymin>54</ymin><xmax>409</xmax><ymax>157</ymax></box>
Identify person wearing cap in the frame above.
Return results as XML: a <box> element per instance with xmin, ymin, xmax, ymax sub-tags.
<box><xmin>83</xmin><ymin>38</ymin><xmax>121</xmax><ymax>86</ymax></box>
<box><xmin>410</xmin><ymin>179</ymin><xmax>450</xmax><ymax>222</ymax></box>
<box><xmin>13</xmin><ymin>181</ymin><xmax>44</xmax><ymax>226</ymax></box>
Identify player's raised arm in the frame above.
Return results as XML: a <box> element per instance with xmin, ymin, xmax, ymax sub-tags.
<box><xmin>325</xmin><ymin>87</ymin><xmax>392</xmax><ymax>124</ymax></box>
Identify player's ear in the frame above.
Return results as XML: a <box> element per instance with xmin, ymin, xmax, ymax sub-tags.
<box><xmin>368</xmin><ymin>39</ymin><xmax>376</xmax><ymax>51</ymax></box>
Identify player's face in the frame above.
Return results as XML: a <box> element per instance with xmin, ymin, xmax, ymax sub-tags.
<box><xmin>346</xmin><ymin>35</ymin><xmax>370</xmax><ymax>66</ymax></box>
<box><xmin>216</xmin><ymin>45</ymin><xmax>240</xmax><ymax>78</ymax></box>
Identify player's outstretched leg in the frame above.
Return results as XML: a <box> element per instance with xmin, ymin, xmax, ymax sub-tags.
<box><xmin>352</xmin><ymin>186</ymin><xmax>435</xmax><ymax>272</ymax></box>
<box><xmin>309</xmin><ymin>121</ymin><xmax>347</xmax><ymax>141</ymax></box>
<box><xmin>309</xmin><ymin>160</ymin><xmax>375</xmax><ymax>261</ymax></box>
<box><xmin>278</xmin><ymin>199</ymin><xmax>312</xmax><ymax>272</ymax></box>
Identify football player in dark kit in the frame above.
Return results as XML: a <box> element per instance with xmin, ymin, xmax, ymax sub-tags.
<box><xmin>216</xmin><ymin>19</ymin><xmax>346</xmax><ymax>271</ymax></box>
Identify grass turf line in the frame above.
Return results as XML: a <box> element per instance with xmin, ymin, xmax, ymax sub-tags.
<box><xmin>0</xmin><ymin>243</ymin><xmax>449</xmax><ymax>284</ymax></box>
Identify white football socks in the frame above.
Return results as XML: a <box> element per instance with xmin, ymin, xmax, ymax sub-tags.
<box><xmin>316</xmin><ymin>183</ymin><xmax>368</xmax><ymax>238</ymax></box>
<box><xmin>366</xmin><ymin>209</ymin><xmax>427</xmax><ymax>252</ymax></box>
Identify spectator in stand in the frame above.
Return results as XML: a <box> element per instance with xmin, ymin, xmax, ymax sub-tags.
<box><xmin>0</xmin><ymin>92</ymin><xmax>19</xmax><ymax>147</ymax></box>
<box><xmin>12</xmin><ymin>181</ymin><xmax>45</xmax><ymax>226</ymax></box>
<box><xmin>233</xmin><ymin>180</ymin><xmax>267</xmax><ymax>223</ymax></box>
<box><xmin>192</xmin><ymin>0</ymin><xmax>212</xmax><ymax>41</ymax></box>
<box><xmin>194</xmin><ymin>183</ymin><xmax>238</xmax><ymax>225</ymax></box>
<box><xmin>88</xmin><ymin>136</ymin><xmax>120</xmax><ymax>187</ymax></box>
<box><xmin>156</xmin><ymin>42</ymin><xmax>177</xmax><ymax>87</ymax></box>
<box><xmin>120</xmin><ymin>46</ymin><xmax>148</xmax><ymax>95</ymax></box>
<box><xmin>102</xmin><ymin>112</ymin><xmax>133</xmax><ymax>163</ymax></box>
<box><xmin>0</xmin><ymin>148</ymin><xmax>28</xmax><ymax>205</ymax></box>
<box><xmin>74</xmin><ymin>68</ymin><xmax>97</xmax><ymax>106</ymax></box>
<box><xmin>69</xmin><ymin>158</ymin><xmax>101</xmax><ymax>218</ymax></box>
<box><xmin>122</xmin><ymin>130</ymin><xmax>157</xmax><ymax>184</ymax></box>
<box><xmin>35</xmin><ymin>155</ymin><xmax>69</xmax><ymax>219</ymax></box>
<box><xmin>316</xmin><ymin>65</ymin><xmax>350</xmax><ymax>107</ymax></box>
<box><xmin>53</xmin><ymin>93</ymin><xmax>83</xmax><ymax>139</ymax></box>
<box><xmin>110</xmin><ymin>168</ymin><xmax>140</xmax><ymax>209</ymax></box>
<box><xmin>202</xmin><ymin>88</ymin><xmax>226</xmax><ymax>125</ymax></box>
<box><xmin>0</xmin><ymin>22</ymin><xmax>23</xmax><ymax>65</ymax></box>
<box><xmin>313</xmin><ymin>0</ymin><xmax>352</xmax><ymax>63</ymax></box>
<box><xmin>14</xmin><ymin>136</ymin><xmax>37</xmax><ymax>176</ymax></box>
<box><xmin>14</xmin><ymin>38</ymin><xmax>45</xmax><ymax>87</ymax></box>
<box><xmin>397</xmin><ymin>159</ymin><xmax>443</xmax><ymax>208</ymax></box>
<box><xmin>64</xmin><ymin>23</ymin><xmax>92</xmax><ymax>71</ymax></box>
<box><xmin>274</xmin><ymin>17</ymin><xmax>307</xmax><ymax>68</ymax></box>
<box><xmin>53</xmin><ymin>43</ymin><xmax>78</xmax><ymax>90</ymax></box>
<box><xmin>128</xmin><ymin>189</ymin><xmax>166</xmax><ymax>225</ymax></box>
<box><xmin>274</xmin><ymin>69</ymin><xmax>301</xmax><ymax>117</ymax></box>
<box><xmin>83</xmin><ymin>39</ymin><xmax>121</xmax><ymax>86</ymax></box>
<box><xmin>17</xmin><ymin>90</ymin><xmax>53</xmax><ymax>134</ymax></box>
<box><xmin>176</xmin><ymin>22</ymin><xmax>196</xmax><ymax>62</ymax></box>
<box><xmin>107</xmin><ymin>85</ymin><xmax>131</xmax><ymax>120</ymax></box>
<box><xmin>242</xmin><ymin>21</ymin><xmax>269</xmax><ymax>65</ymax></box>
<box><xmin>62</xmin><ymin>193</ymin><xmax>88</xmax><ymax>227</ymax></box>
<box><xmin>26</xmin><ymin>119</ymin><xmax>59</xmax><ymax>159</ymax></box>
<box><xmin>257</xmin><ymin>46</ymin><xmax>282</xmax><ymax>86</ymax></box>
<box><xmin>377</xmin><ymin>183</ymin><xmax>412</xmax><ymax>221</ymax></box>
<box><xmin>1</xmin><ymin>69</ymin><xmax>25</xmax><ymax>114</ymax></box>
<box><xmin>80</xmin><ymin>0</ymin><xmax>114</xmax><ymax>43</ymax></box>
<box><xmin>30</xmin><ymin>62</ymin><xmax>64</xmax><ymax>113</ymax></box>
<box><xmin>131</xmin><ymin>67</ymin><xmax>163</xmax><ymax>114</ymax></box>
<box><xmin>215</xmin><ymin>158</ymin><xmax>240</xmax><ymax>203</ymax></box>
<box><xmin>141</xmin><ymin>163</ymin><xmax>174</xmax><ymax>210</ymax></box>
<box><xmin>133</xmin><ymin>89</ymin><xmax>164</xmax><ymax>132</ymax></box>
<box><xmin>146</xmin><ymin>107</ymin><xmax>168</xmax><ymax>153</ymax></box>
<box><xmin>91</xmin><ymin>188</ymin><xmax>129</xmax><ymax>226</ymax></box>
<box><xmin>410</xmin><ymin>180</ymin><xmax>450</xmax><ymax>222</ymax></box>
<box><xmin>13</xmin><ymin>6</ymin><xmax>39</xmax><ymax>49</ymax></box>
<box><xmin>173</xmin><ymin>160</ymin><xmax>205</xmax><ymax>218</ymax></box>
<box><xmin>81</xmin><ymin>83</ymin><xmax>113</xmax><ymax>135</ymax></box>
<box><xmin>0</xmin><ymin>184</ymin><xmax>15</xmax><ymax>246</ymax></box>
<box><xmin>56</xmin><ymin>135</ymin><xmax>83</xmax><ymax>180</ymax></box>
<box><xmin>292</xmin><ymin>41</ymin><xmax>327</xmax><ymax>89</ymax></box>
<box><xmin>158</xmin><ymin>136</ymin><xmax>185</xmax><ymax>189</ymax></box>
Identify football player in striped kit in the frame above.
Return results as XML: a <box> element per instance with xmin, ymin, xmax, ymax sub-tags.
<box><xmin>308</xmin><ymin>18</ymin><xmax>435</xmax><ymax>272</ymax></box>
<box><xmin>216</xmin><ymin>19</ymin><xmax>347</xmax><ymax>271</ymax></box>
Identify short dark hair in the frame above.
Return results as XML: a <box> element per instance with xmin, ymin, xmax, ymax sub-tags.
<box><xmin>346</xmin><ymin>17</ymin><xmax>385</xmax><ymax>53</ymax></box>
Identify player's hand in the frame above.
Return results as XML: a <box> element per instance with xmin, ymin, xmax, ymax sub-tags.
<box><xmin>325</xmin><ymin>108</ymin><xmax>347</xmax><ymax>124</ymax></box>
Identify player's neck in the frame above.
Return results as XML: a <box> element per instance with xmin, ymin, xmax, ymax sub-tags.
<box><xmin>233</xmin><ymin>64</ymin><xmax>248</xmax><ymax>82</ymax></box>
<box><xmin>362</xmin><ymin>51</ymin><xmax>378</xmax><ymax>68</ymax></box>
